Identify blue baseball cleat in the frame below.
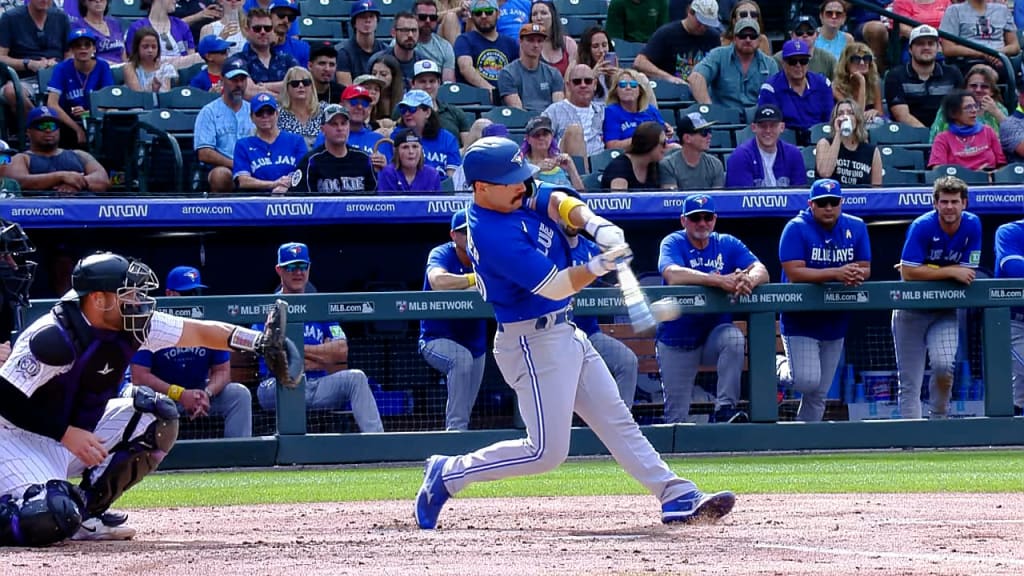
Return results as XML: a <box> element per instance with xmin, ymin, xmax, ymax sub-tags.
<box><xmin>415</xmin><ymin>455</ymin><xmax>451</xmax><ymax>529</ymax></box>
<box><xmin>661</xmin><ymin>490</ymin><xmax>736</xmax><ymax>524</ymax></box>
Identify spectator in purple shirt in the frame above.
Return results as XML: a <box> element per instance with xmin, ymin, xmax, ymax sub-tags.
<box><xmin>376</xmin><ymin>128</ymin><xmax>442</xmax><ymax>194</ymax></box>
<box><xmin>125</xmin><ymin>0</ymin><xmax>199</xmax><ymax>67</ymax></box>
<box><xmin>726</xmin><ymin>104</ymin><xmax>807</xmax><ymax>188</ymax></box>
<box><xmin>73</xmin><ymin>0</ymin><xmax>127</xmax><ymax>65</ymax></box>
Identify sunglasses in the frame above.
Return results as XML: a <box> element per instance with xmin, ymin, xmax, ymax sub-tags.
<box><xmin>824</xmin><ymin>9</ymin><xmax>844</xmax><ymax>18</ymax></box>
<box><xmin>813</xmin><ymin>197</ymin><xmax>841</xmax><ymax>208</ymax></box>
<box><xmin>786</xmin><ymin>58</ymin><xmax>810</xmax><ymax>66</ymax></box>
<box><xmin>794</xmin><ymin>28</ymin><xmax>815</xmax><ymax>37</ymax></box>
<box><xmin>687</xmin><ymin>213</ymin><xmax>715</xmax><ymax>223</ymax></box>
<box><xmin>30</xmin><ymin>120</ymin><xmax>58</xmax><ymax>131</ymax></box>
<box><xmin>617</xmin><ymin>79</ymin><xmax>639</xmax><ymax>89</ymax></box>
<box><xmin>399</xmin><ymin>104</ymin><xmax>427</xmax><ymax>115</ymax></box>
<box><xmin>288</xmin><ymin>78</ymin><xmax>313</xmax><ymax>88</ymax></box>
<box><xmin>282</xmin><ymin>262</ymin><xmax>309</xmax><ymax>272</ymax></box>
<box><xmin>417</xmin><ymin>13</ymin><xmax>439</xmax><ymax>21</ymax></box>
<box><xmin>571</xmin><ymin>77</ymin><xmax>595</xmax><ymax>86</ymax></box>
<box><xmin>251</xmin><ymin>24</ymin><xmax>273</xmax><ymax>33</ymax></box>
<box><xmin>254</xmin><ymin>107</ymin><xmax>276</xmax><ymax>117</ymax></box>
<box><xmin>849</xmin><ymin>54</ymin><xmax>873</xmax><ymax>65</ymax></box>
<box><xmin>472</xmin><ymin>8</ymin><xmax>496</xmax><ymax>16</ymax></box>
<box><xmin>347</xmin><ymin>98</ymin><xmax>372</xmax><ymax>108</ymax></box>
<box><xmin>690</xmin><ymin>128</ymin><xmax>712</xmax><ymax>137</ymax></box>
<box><xmin>272</xmin><ymin>11</ymin><xmax>297</xmax><ymax>21</ymax></box>
<box><xmin>968</xmin><ymin>82</ymin><xmax>991</xmax><ymax>90</ymax></box>
<box><xmin>735</xmin><ymin>31</ymin><xmax>758</xmax><ymax>41</ymax></box>
<box><xmin>736</xmin><ymin>10</ymin><xmax>758</xmax><ymax>18</ymax></box>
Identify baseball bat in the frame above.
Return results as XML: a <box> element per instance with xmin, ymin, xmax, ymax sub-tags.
<box><xmin>615</xmin><ymin>259</ymin><xmax>656</xmax><ymax>333</ymax></box>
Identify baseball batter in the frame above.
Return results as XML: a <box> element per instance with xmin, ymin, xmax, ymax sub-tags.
<box><xmin>564</xmin><ymin>224</ymin><xmax>639</xmax><ymax>407</ymax></box>
<box><xmin>0</xmin><ymin>252</ymin><xmax>296</xmax><ymax>546</ymax></box>
<box><xmin>414</xmin><ymin>137</ymin><xmax>734</xmax><ymax>530</ymax></box>
<box><xmin>893</xmin><ymin>176</ymin><xmax>981</xmax><ymax>419</ymax></box>
<box><xmin>993</xmin><ymin>219</ymin><xmax>1024</xmax><ymax>416</ymax></box>
<box><xmin>777</xmin><ymin>179</ymin><xmax>871</xmax><ymax>422</ymax></box>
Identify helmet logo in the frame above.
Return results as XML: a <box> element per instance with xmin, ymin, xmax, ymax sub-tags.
<box><xmin>511</xmin><ymin>149</ymin><xmax>523</xmax><ymax>166</ymax></box>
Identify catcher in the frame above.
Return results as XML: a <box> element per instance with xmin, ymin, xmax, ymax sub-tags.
<box><xmin>0</xmin><ymin>252</ymin><xmax>301</xmax><ymax>546</ymax></box>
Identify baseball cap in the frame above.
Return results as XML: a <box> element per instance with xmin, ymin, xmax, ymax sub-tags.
<box><xmin>909</xmin><ymin>24</ymin><xmax>939</xmax><ymax>45</ymax></box>
<box><xmin>278</xmin><ymin>242</ymin><xmax>310</xmax><ymax>266</ymax></box>
<box><xmin>27</xmin><ymin>106</ymin><xmax>59</xmax><ymax>126</ymax></box>
<box><xmin>689</xmin><ymin>0</ymin><xmax>721</xmax><ymax>30</ymax></box>
<box><xmin>342</xmin><ymin>84</ymin><xmax>372</xmax><ymax>101</ymax></box>
<box><xmin>450</xmin><ymin>208</ymin><xmax>468</xmax><ymax>231</ymax></box>
<box><xmin>782</xmin><ymin>39</ymin><xmax>811</xmax><ymax>59</ymax></box>
<box><xmin>525</xmin><ymin>116</ymin><xmax>553</xmax><ymax>136</ymax></box>
<box><xmin>683</xmin><ymin>194</ymin><xmax>716</xmax><ymax>217</ymax></box>
<box><xmin>350</xmin><ymin>0</ymin><xmax>380</xmax><ymax>17</ymax></box>
<box><xmin>752</xmin><ymin>104</ymin><xmax>783</xmax><ymax>123</ymax></box>
<box><xmin>323</xmin><ymin>103</ymin><xmax>350</xmax><ymax>123</ymax></box>
<box><xmin>223</xmin><ymin>57</ymin><xmax>250</xmax><ymax>79</ymax></box>
<box><xmin>353</xmin><ymin>73</ymin><xmax>386</xmax><ymax>88</ymax></box>
<box><xmin>470</xmin><ymin>0</ymin><xmax>498</xmax><ymax>11</ymax></box>
<box><xmin>198</xmin><ymin>34</ymin><xmax>234</xmax><ymax>56</ymax></box>
<box><xmin>734</xmin><ymin>18</ymin><xmax>759</xmax><ymax>35</ymax></box>
<box><xmin>481</xmin><ymin>122</ymin><xmax>509</xmax><ymax>137</ymax></box>
<box><xmin>269</xmin><ymin>0</ymin><xmax>300</xmax><ymax>13</ymax></box>
<box><xmin>309</xmin><ymin>40</ymin><xmax>337</xmax><ymax>60</ymax></box>
<box><xmin>677</xmin><ymin>112</ymin><xmax>717</xmax><ymax>134</ymax></box>
<box><xmin>392</xmin><ymin>128</ymin><xmax>421</xmax><ymax>147</ymax></box>
<box><xmin>251</xmin><ymin>93</ymin><xmax>278</xmax><ymax>113</ymax></box>
<box><xmin>519</xmin><ymin>23</ymin><xmax>547</xmax><ymax>39</ymax></box>
<box><xmin>67</xmin><ymin>28</ymin><xmax>98</xmax><ymax>45</ymax></box>
<box><xmin>790</xmin><ymin>15</ymin><xmax>818</xmax><ymax>33</ymax></box>
<box><xmin>413</xmin><ymin>59</ymin><xmax>442</xmax><ymax>78</ymax></box>
<box><xmin>809</xmin><ymin>178</ymin><xmax>843</xmax><ymax>201</ymax></box>
<box><xmin>399</xmin><ymin>89</ymin><xmax>433</xmax><ymax>109</ymax></box>
<box><xmin>166</xmin><ymin>266</ymin><xmax>208</xmax><ymax>292</ymax></box>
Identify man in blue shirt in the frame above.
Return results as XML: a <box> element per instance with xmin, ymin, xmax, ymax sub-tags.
<box><xmin>46</xmin><ymin>28</ymin><xmax>114</xmax><ymax>148</ymax></box>
<box><xmin>758</xmin><ymin>39</ymin><xmax>834</xmax><ymax>146</ymax></box>
<box><xmin>194</xmin><ymin>57</ymin><xmax>255</xmax><ymax>192</ymax></box>
<box><xmin>455</xmin><ymin>0</ymin><xmax>519</xmax><ymax>96</ymax></box>
<box><xmin>994</xmin><ymin>217</ymin><xmax>1024</xmax><ymax>416</ymax></box>
<box><xmin>130</xmin><ymin>266</ymin><xmax>253</xmax><ymax>438</ymax></box>
<box><xmin>418</xmin><ymin>210</ymin><xmax>489</xmax><ymax>430</ymax></box>
<box><xmin>256</xmin><ymin>243</ymin><xmax>384</xmax><ymax>433</ymax></box>
<box><xmin>892</xmin><ymin>176</ymin><xmax>982</xmax><ymax>419</ymax></box>
<box><xmin>238</xmin><ymin>8</ymin><xmax>298</xmax><ymax>95</ymax></box>
<box><xmin>776</xmin><ymin>179</ymin><xmax>871</xmax><ymax>422</ymax></box>
<box><xmin>269</xmin><ymin>0</ymin><xmax>309</xmax><ymax>67</ymax></box>
<box><xmin>656</xmin><ymin>194</ymin><xmax>769</xmax><ymax>424</ymax></box>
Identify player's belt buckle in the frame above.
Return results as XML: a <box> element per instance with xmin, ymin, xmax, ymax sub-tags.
<box><xmin>533</xmin><ymin>309</ymin><xmax>572</xmax><ymax>330</ymax></box>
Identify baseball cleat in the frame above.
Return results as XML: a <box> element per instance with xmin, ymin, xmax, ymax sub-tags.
<box><xmin>661</xmin><ymin>490</ymin><xmax>736</xmax><ymax>524</ymax></box>
<box><xmin>415</xmin><ymin>455</ymin><xmax>451</xmax><ymax>530</ymax></box>
<box><xmin>71</xmin><ymin>515</ymin><xmax>137</xmax><ymax>541</ymax></box>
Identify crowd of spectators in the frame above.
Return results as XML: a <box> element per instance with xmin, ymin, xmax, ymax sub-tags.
<box><xmin>1</xmin><ymin>0</ymin><xmax>1024</xmax><ymax>195</ymax></box>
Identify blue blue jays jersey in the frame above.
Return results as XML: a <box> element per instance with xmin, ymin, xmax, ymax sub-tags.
<box><xmin>656</xmin><ymin>231</ymin><xmax>758</xmax><ymax>348</ymax></box>
<box><xmin>467</xmin><ymin>183</ymin><xmax>573</xmax><ymax>323</ymax></box>
<box><xmin>254</xmin><ymin>320</ymin><xmax>345</xmax><ymax>379</ymax></box>
<box><xmin>131</xmin><ymin>347</ymin><xmax>230</xmax><ymax>390</ymax></box>
<box><xmin>778</xmin><ymin>210</ymin><xmax>872</xmax><ymax>340</ymax></box>
<box><xmin>994</xmin><ymin>220</ymin><xmax>1024</xmax><ymax>318</ymax></box>
<box><xmin>419</xmin><ymin>242</ymin><xmax>489</xmax><ymax>357</ymax></box>
<box><xmin>233</xmin><ymin>132</ymin><xmax>308</xmax><ymax>184</ymax></box>
<box><xmin>568</xmin><ymin>236</ymin><xmax>602</xmax><ymax>336</ymax></box>
<box><xmin>900</xmin><ymin>211</ymin><xmax>982</xmax><ymax>269</ymax></box>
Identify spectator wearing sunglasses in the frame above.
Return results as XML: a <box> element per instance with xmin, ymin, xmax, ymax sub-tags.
<box><xmin>293</xmin><ymin>104</ymin><xmax>378</xmax><ymax>194</ymax></box>
<box><xmin>832</xmin><ymin>42</ymin><xmax>884</xmax><ymax>125</ymax></box>
<box><xmin>606</xmin><ymin>0</ymin><xmax>671</xmax><ymax>44</ymax></box>
<box><xmin>603</xmin><ymin>68</ymin><xmax>675</xmax><ymax>150</ymax></box>
<box><xmin>659</xmin><ymin>112</ymin><xmax>724</xmax><ymax>191</ymax></box>
<box><xmin>726</xmin><ymin>104</ymin><xmax>806</xmax><ymax>189</ymax></box>
<box><xmin>772</xmin><ymin>15</ymin><xmax>836</xmax><ymax>79</ymax></box>
<box><xmin>237</xmin><ymin>8</ymin><xmax>298</xmax><ymax>95</ymax></box>
<box><xmin>313</xmin><ymin>84</ymin><xmax>390</xmax><ymax>168</ymax></box>
<box><xmin>689</xmin><ymin>17</ymin><xmax>778</xmax><ymax>111</ymax></box>
<box><xmin>498</xmin><ymin>23</ymin><xmax>564</xmax><ymax>113</ymax></box>
<box><xmin>720</xmin><ymin>1</ymin><xmax>771</xmax><ymax>57</ymax></box>
<box><xmin>233</xmin><ymin>93</ymin><xmax>308</xmax><ymax>193</ymax></box>
<box><xmin>929</xmin><ymin>89</ymin><xmax>1005</xmax><ymax>171</ymax></box>
<box><xmin>6</xmin><ymin>106</ymin><xmax>109</xmax><ymax>195</ymax></box>
<box><xmin>130</xmin><ymin>266</ymin><xmax>253</xmax><ymax>439</ymax></box>
<box><xmin>758</xmin><ymin>39</ymin><xmax>834</xmax><ymax>146</ymax></box>
<box><xmin>816</xmin><ymin>0</ymin><xmax>855</xmax><ymax>63</ymax></box>
<box><xmin>454</xmin><ymin>0</ymin><xmax>518</xmax><ymax>96</ymax></box>
<box><xmin>541</xmin><ymin>63</ymin><xmax>606</xmax><ymax>159</ymax></box>
<box><xmin>409</xmin><ymin>0</ymin><xmax>456</xmax><ymax>83</ymax></box>
<box><xmin>939</xmin><ymin>0</ymin><xmax>1019</xmax><ymax>84</ymax></box>
<box><xmin>393</xmin><ymin>89</ymin><xmax>461</xmax><ymax>179</ymax></box>
<box><xmin>633</xmin><ymin>0</ymin><xmax>719</xmax><ymax>86</ymax></box>
<box><xmin>269</xmin><ymin>0</ymin><xmax>308</xmax><ymax>67</ymax></box>
<box><xmin>931</xmin><ymin>63</ymin><xmax>1007</xmax><ymax>142</ymax></box>
<box><xmin>277</xmin><ymin>66</ymin><xmax>326</xmax><ymax>148</ymax></box>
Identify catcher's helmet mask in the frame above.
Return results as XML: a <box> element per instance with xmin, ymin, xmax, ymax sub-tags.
<box><xmin>0</xmin><ymin>219</ymin><xmax>37</xmax><ymax>307</ymax></box>
<box><xmin>68</xmin><ymin>253</ymin><xmax>159</xmax><ymax>343</ymax></box>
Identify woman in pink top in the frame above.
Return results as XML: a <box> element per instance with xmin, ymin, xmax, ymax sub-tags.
<box><xmin>929</xmin><ymin>89</ymin><xmax>1006</xmax><ymax>171</ymax></box>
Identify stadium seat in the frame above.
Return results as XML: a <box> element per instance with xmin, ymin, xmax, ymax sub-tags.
<box><xmin>589</xmin><ymin>149</ymin><xmax>622</xmax><ymax>174</ymax></box>
<box><xmin>0</xmin><ymin>64</ymin><xmax>25</xmax><ymax>149</ymax></box>
<box><xmin>649</xmin><ymin>80</ymin><xmax>692</xmax><ymax>123</ymax></box>
<box><xmin>682</xmin><ymin>103</ymin><xmax>744</xmax><ymax>126</ymax></box>
<box><xmin>482</xmin><ymin>106</ymin><xmax>534</xmax><ymax>130</ymax></box>
<box><xmin>991</xmin><ymin>163</ymin><xmax>1024</xmax><ymax>184</ymax></box>
<box><xmin>581</xmin><ymin>171</ymin><xmax>602</xmax><ymax>191</ymax></box>
<box><xmin>89</xmin><ymin>86</ymin><xmax>155</xmax><ymax>116</ymax></box>
<box><xmin>879</xmin><ymin>146</ymin><xmax>925</xmax><ymax>171</ymax></box>
<box><xmin>801</xmin><ymin>145</ymin><xmax>817</xmax><ymax>172</ymax></box>
<box><xmin>300</xmin><ymin>17</ymin><xmax>342</xmax><ymax>42</ymax></box>
<box><xmin>925</xmin><ymin>165</ymin><xmax>990</xmax><ymax>185</ymax></box>
<box><xmin>869</xmin><ymin>121</ymin><xmax>931</xmax><ymax>147</ymax></box>
<box><xmin>562</xmin><ymin>18</ymin><xmax>599</xmax><ymax>38</ymax></box>
<box><xmin>158</xmin><ymin>86</ymin><xmax>218</xmax><ymax>110</ymax></box>
<box><xmin>35</xmin><ymin>66</ymin><xmax>55</xmax><ymax>105</ymax></box>
<box><xmin>109</xmin><ymin>0</ymin><xmax>142</xmax><ymax>18</ymax></box>
<box><xmin>377</xmin><ymin>0</ymin><xmax>413</xmax><ymax>16</ymax></box>
<box><xmin>376</xmin><ymin>17</ymin><xmax>396</xmax><ymax>40</ymax></box>
<box><xmin>554</xmin><ymin>0</ymin><xmax>605</xmax><ymax>19</ymax></box>
<box><xmin>709</xmin><ymin>130</ymin><xmax>731</xmax><ymax>149</ymax></box>
<box><xmin>436</xmin><ymin>82</ymin><xmax>493</xmax><ymax>114</ymax></box>
<box><xmin>136</xmin><ymin>113</ymin><xmax>187</xmax><ymax>193</ymax></box>
<box><xmin>735</xmin><ymin>125</ymin><xmax>797</xmax><ymax>145</ymax></box>
<box><xmin>611</xmin><ymin>40</ymin><xmax>643</xmax><ymax>67</ymax></box>
<box><xmin>303</xmin><ymin>0</ymin><xmax>352</xmax><ymax>17</ymax></box>
<box><xmin>177</xmin><ymin>62</ymin><xmax>205</xmax><ymax>88</ymax></box>
<box><xmin>809</xmin><ymin>122</ymin><xmax>834</xmax><ymax>144</ymax></box>
<box><xmin>882</xmin><ymin>168</ymin><xmax>921</xmax><ymax>186</ymax></box>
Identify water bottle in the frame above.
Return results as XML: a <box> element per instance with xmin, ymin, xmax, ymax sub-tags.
<box><xmin>840</xmin><ymin>118</ymin><xmax>853</xmax><ymax>138</ymax></box>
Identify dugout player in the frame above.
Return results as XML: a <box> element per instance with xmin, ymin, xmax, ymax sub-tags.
<box><xmin>656</xmin><ymin>194</ymin><xmax>769</xmax><ymax>424</ymax></box>
<box><xmin>0</xmin><ymin>252</ymin><xmax>296</xmax><ymax>545</ymax></box>
<box><xmin>893</xmin><ymin>176</ymin><xmax>981</xmax><ymax>419</ymax></box>
<box><xmin>993</xmin><ymin>220</ymin><xmax>1024</xmax><ymax>416</ymax></box>
<box><xmin>776</xmin><ymin>179</ymin><xmax>871</xmax><ymax>422</ymax></box>
<box><xmin>414</xmin><ymin>137</ymin><xmax>735</xmax><ymax>530</ymax></box>
<box><xmin>419</xmin><ymin>209</ymin><xmax>488</xmax><ymax>431</ymax></box>
<box><xmin>290</xmin><ymin>104</ymin><xmax>378</xmax><ymax>195</ymax></box>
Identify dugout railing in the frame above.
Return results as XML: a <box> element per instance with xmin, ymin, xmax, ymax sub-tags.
<box><xmin>23</xmin><ymin>280</ymin><xmax>1024</xmax><ymax>470</ymax></box>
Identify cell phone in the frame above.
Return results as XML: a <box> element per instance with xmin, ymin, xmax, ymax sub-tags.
<box><xmin>604</xmin><ymin>52</ymin><xmax>618</xmax><ymax>67</ymax></box>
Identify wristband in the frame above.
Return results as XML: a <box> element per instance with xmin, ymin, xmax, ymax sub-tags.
<box><xmin>229</xmin><ymin>326</ymin><xmax>261</xmax><ymax>351</ymax></box>
<box><xmin>466</xmin><ymin>272</ymin><xmax>477</xmax><ymax>287</ymax></box>
<box><xmin>167</xmin><ymin>385</ymin><xmax>184</xmax><ymax>401</ymax></box>
<box><xmin>557</xmin><ymin>196</ymin><xmax>586</xmax><ymax>227</ymax></box>
<box><xmin>22</xmin><ymin>59</ymin><xmax>29</xmax><ymax>72</ymax></box>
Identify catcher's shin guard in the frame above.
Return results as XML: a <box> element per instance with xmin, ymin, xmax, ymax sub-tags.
<box><xmin>0</xmin><ymin>480</ymin><xmax>86</xmax><ymax>546</ymax></box>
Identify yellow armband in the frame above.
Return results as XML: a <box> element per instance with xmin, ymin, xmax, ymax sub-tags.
<box><xmin>557</xmin><ymin>195</ymin><xmax>586</xmax><ymax>228</ymax></box>
<box><xmin>466</xmin><ymin>273</ymin><xmax>477</xmax><ymax>287</ymax></box>
<box><xmin>167</xmin><ymin>385</ymin><xmax>184</xmax><ymax>401</ymax></box>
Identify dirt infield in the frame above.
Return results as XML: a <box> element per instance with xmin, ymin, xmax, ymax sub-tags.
<box><xmin>7</xmin><ymin>493</ymin><xmax>1023</xmax><ymax>575</ymax></box>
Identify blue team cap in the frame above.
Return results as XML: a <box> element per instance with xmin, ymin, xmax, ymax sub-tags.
<box><xmin>450</xmin><ymin>209</ymin><xmax>468</xmax><ymax>231</ymax></box>
<box><xmin>67</xmin><ymin>28</ymin><xmax>98</xmax><ymax>45</ymax></box>
<box><xmin>399</xmin><ymin>90</ymin><xmax>434</xmax><ymax>109</ymax></box>
<box><xmin>252</xmin><ymin>93</ymin><xmax>278</xmax><ymax>113</ymax></box>
<box><xmin>223</xmin><ymin>57</ymin><xmax>250</xmax><ymax>79</ymax></box>
<box><xmin>198</xmin><ymin>35</ymin><xmax>234</xmax><ymax>56</ymax></box>
<box><xmin>683</xmin><ymin>194</ymin><xmax>716</xmax><ymax>216</ymax></box>
<box><xmin>27</xmin><ymin>106</ymin><xmax>59</xmax><ymax>126</ymax></box>
<box><xmin>269</xmin><ymin>0</ymin><xmax>300</xmax><ymax>13</ymax></box>
<box><xmin>278</xmin><ymin>242</ymin><xmax>310</xmax><ymax>265</ymax></box>
<box><xmin>350</xmin><ymin>0</ymin><xmax>380</xmax><ymax>17</ymax></box>
<box><xmin>809</xmin><ymin>178</ymin><xmax>843</xmax><ymax>200</ymax></box>
<box><xmin>166</xmin><ymin>266</ymin><xmax>208</xmax><ymax>292</ymax></box>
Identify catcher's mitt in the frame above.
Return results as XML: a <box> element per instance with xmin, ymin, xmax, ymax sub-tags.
<box><xmin>259</xmin><ymin>299</ymin><xmax>304</xmax><ymax>389</ymax></box>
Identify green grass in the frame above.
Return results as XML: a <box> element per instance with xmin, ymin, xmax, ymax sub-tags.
<box><xmin>118</xmin><ymin>450</ymin><xmax>1024</xmax><ymax>509</ymax></box>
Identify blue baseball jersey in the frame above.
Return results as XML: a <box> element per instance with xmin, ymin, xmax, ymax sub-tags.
<box><xmin>419</xmin><ymin>242</ymin><xmax>489</xmax><ymax>357</ymax></box>
<box><xmin>467</xmin><ymin>183</ymin><xmax>573</xmax><ymax>323</ymax></box>
<box><xmin>254</xmin><ymin>320</ymin><xmax>345</xmax><ymax>379</ymax></box>
<box><xmin>232</xmin><ymin>131</ymin><xmax>308</xmax><ymax>183</ymax></box>
<box><xmin>47</xmin><ymin>58</ymin><xmax>115</xmax><ymax>112</ymax></box>
<box><xmin>656</xmin><ymin>231</ymin><xmax>759</xmax><ymax>348</ymax></box>
<box><xmin>900</xmin><ymin>210</ymin><xmax>983</xmax><ymax>269</ymax></box>
<box><xmin>994</xmin><ymin>220</ymin><xmax>1024</xmax><ymax>318</ymax></box>
<box><xmin>778</xmin><ymin>209</ymin><xmax>872</xmax><ymax>340</ymax></box>
<box><xmin>131</xmin><ymin>347</ymin><xmax>230</xmax><ymax>390</ymax></box>
<box><xmin>568</xmin><ymin>235</ymin><xmax>603</xmax><ymax>336</ymax></box>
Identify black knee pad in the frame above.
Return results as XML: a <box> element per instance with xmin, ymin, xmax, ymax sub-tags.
<box><xmin>0</xmin><ymin>480</ymin><xmax>85</xmax><ymax>546</ymax></box>
<box><xmin>133</xmin><ymin>385</ymin><xmax>180</xmax><ymax>421</ymax></box>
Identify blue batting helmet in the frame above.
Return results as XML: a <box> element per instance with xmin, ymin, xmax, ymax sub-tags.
<box><xmin>462</xmin><ymin>137</ymin><xmax>539</xmax><ymax>185</ymax></box>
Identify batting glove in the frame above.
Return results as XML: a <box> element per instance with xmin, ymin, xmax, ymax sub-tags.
<box><xmin>586</xmin><ymin>244</ymin><xmax>632</xmax><ymax>276</ymax></box>
<box><xmin>584</xmin><ymin>216</ymin><xmax>626</xmax><ymax>251</ymax></box>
